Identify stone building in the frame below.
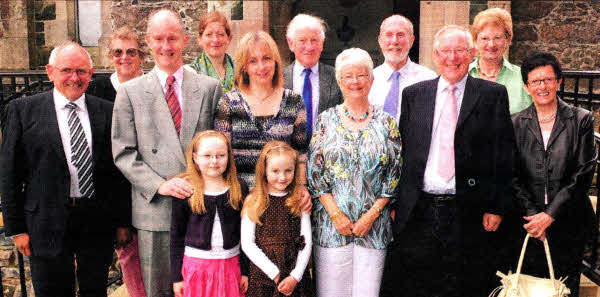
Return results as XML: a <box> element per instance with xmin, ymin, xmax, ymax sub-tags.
<box><xmin>0</xmin><ymin>0</ymin><xmax>598</xmax><ymax>71</ymax></box>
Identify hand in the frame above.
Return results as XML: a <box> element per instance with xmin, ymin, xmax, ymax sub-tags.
<box><xmin>391</xmin><ymin>209</ymin><xmax>396</xmax><ymax>222</ymax></box>
<box><xmin>277</xmin><ymin>276</ymin><xmax>299</xmax><ymax>296</ymax></box>
<box><xmin>352</xmin><ymin>210</ymin><xmax>377</xmax><ymax>237</ymax></box>
<box><xmin>298</xmin><ymin>185</ymin><xmax>312</xmax><ymax>213</ymax></box>
<box><xmin>173</xmin><ymin>281</ymin><xmax>184</xmax><ymax>297</ymax></box>
<box><xmin>13</xmin><ymin>233</ymin><xmax>31</xmax><ymax>256</ymax></box>
<box><xmin>524</xmin><ymin>212</ymin><xmax>554</xmax><ymax>240</ymax></box>
<box><xmin>273</xmin><ymin>273</ymin><xmax>281</xmax><ymax>284</ymax></box>
<box><xmin>483</xmin><ymin>213</ymin><xmax>503</xmax><ymax>232</ymax></box>
<box><xmin>239</xmin><ymin>275</ymin><xmax>248</xmax><ymax>293</ymax></box>
<box><xmin>115</xmin><ymin>227</ymin><xmax>133</xmax><ymax>249</ymax></box>
<box><xmin>158</xmin><ymin>177</ymin><xmax>194</xmax><ymax>199</ymax></box>
<box><xmin>332</xmin><ymin>212</ymin><xmax>354</xmax><ymax>236</ymax></box>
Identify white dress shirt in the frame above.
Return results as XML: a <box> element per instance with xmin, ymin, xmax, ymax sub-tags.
<box><xmin>369</xmin><ymin>58</ymin><xmax>437</xmax><ymax>122</ymax></box>
<box><xmin>53</xmin><ymin>88</ymin><xmax>93</xmax><ymax>197</ymax></box>
<box><xmin>154</xmin><ymin>66</ymin><xmax>185</xmax><ymax>110</ymax></box>
<box><xmin>241</xmin><ymin>192</ymin><xmax>313</xmax><ymax>282</ymax></box>
<box><xmin>184</xmin><ymin>188</ymin><xmax>240</xmax><ymax>259</ymax></box>
<box><xmin>292</xmin><ymin>61</ymin><xmax>320</xmax><ymax>129</ymax></box>
<box><xmin>422</xmin><ymin>74</ymin><xmax>468</xmax><ymax>194</ymax></box>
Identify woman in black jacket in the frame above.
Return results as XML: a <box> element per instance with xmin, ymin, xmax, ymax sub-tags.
<box><xmin>512</xmin><ymin>52</ymin><xmax>597</xmax><ymax>297</ymax></box>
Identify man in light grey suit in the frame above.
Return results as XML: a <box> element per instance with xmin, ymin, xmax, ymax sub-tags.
<box><xmin>283</xmin><ymin>14</ymin><xmax>342</xmax><ymax>139</ymax></box>
<box><xmin>111</xmin><ymin>9</ymin><xmax>222</xmax><ymax>297</ymax></box>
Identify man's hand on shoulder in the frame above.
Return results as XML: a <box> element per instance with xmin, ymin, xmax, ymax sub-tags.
<box><xmin>13</xmin><ymin>233</ymin><xmax>31</xmax><ymax>256</ymax></box>
<box><xmin>157</xmin><ymin>177</ymin><xmax>194</xmax><ymax>199</ymax></box>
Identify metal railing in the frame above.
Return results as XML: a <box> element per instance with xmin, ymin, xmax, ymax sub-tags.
<box><xmin>558</xmin><ymin>70</ymin><xmax>600</xmax><ymax>110</ymax></box>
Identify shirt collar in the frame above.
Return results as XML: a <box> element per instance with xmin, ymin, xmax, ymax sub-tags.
<box><xmin>438</xmin><ymin>73</ymin><xmax>468</xmax><ymax>93</ymax></box>
<box><xmin>469</xmin><ymin>56</ymin><xmax>515</xmax><ymax>73</ymax></box>
<box><xmin>53</xmin><ymin>88</ymin><xmax>86</xmax><ymax>111</ymax></box>
<box><xmin>154</xmin><ymin>65</ymin><xmax>184</xmax><ymax>90</ymax></box>
<box><xmin>381</xmin><ymin>57</ymin><xmax>414</xmax><ymax>81</ymax></box>
<box><xmin>293</xmin><ymin>61</ymin><xmax>319</xmax><ymax>76</ymax></box>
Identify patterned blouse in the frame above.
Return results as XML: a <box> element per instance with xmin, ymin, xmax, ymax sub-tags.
<box><xmin>215</xmin><ymin>89</ymin><xmax>308</xmax><ymax>186</ymax></box>
<box><xmin>307</xmin><ymin>106</ymin><xmax>402</xmax><ymax>249</ymax></box>
<box><xmin>189</xmin><ymin>52</ymin><xmax>236</xmax><ymax>93</ymax></box>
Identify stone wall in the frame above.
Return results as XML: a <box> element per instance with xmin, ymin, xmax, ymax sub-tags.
<box><xmin>510</xmin><ymin>0</ymin><xmax>600</xmax><ymax>70</ymax></box>
<box><xmin>0</xmin><ymin>0</ymin><xmax>29</xmax><ymax>70</ymax></box>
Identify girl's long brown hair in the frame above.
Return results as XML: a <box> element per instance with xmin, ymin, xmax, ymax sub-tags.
<box><xmin>242</xmin><ymin>141</ymin><xmax>302</xmax><ymax>224</ymax></box>
<box><xmin>184</xmin><ymin>130</ymin><xmax>242</xmax><ymax>214</ymax></box>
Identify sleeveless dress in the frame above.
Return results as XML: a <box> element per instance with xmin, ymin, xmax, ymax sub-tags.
<box><xmin>246</xmin><ymin>194</ymin><xmax>313</xmax><ymax>297</ymax></box>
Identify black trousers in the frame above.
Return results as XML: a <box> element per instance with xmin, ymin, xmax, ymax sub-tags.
<box><xmin>30</xmin><ymin>200</ymin><xmax>114</xmax><ymax>297</ymax></box>
<box><xmin>381</xmin><ymin>193</ymin><xmax>505</xmax><ymax>297</ymax></box>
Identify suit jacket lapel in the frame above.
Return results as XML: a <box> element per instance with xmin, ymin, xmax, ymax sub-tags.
<box><xmin>146</xmin><ymin>69</ymin><xmax>185</xmax><ymax>164</ymax></box>
<box><xmin>283</xmin><ymin>65</ymin><xmax>293</xmax><ymax>90</ymax></box>
<box><xmin>180</xmin><ymin>68</ymin><xmax>202</xmax><ymax>151</ymax></box>
<box><xmin>84</xmin><ymin>97</ymin><xmax>105</xmax><ymax>164</ymax></box>
<box><xmin>523</xmin><ymin>106</ymin><xmax>544</xmax><ymax>147</ymax></box>
<box><xmin>318</xmin><ymin>62</ymin><xmax>334</xmax><ymax>114</ymax></box>
<box><xmin>422</xmin><ymin>78</ymin><xmax>439</xmax><ymax>153</ymax></box>
<box><xmin>547</xmin><ymin>99</ymin><xmax>571</xmax><ymax>149</ymax></box>
<box><xmin>45</xmin><ymin>93</ymin><xmax>69</xmax><ymax>169</ymax></box>
<box><xmin>457</xmin><ymin>75</ymin><xmax>479</xmax><ymax>128</ymax></box>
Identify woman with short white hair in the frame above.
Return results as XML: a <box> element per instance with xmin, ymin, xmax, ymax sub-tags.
<box><xmin>307</xmin><ymin>48</ymin><xmax>402</xmax><ymax>297</ymax></box>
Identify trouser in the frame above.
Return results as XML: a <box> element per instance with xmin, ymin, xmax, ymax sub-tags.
<box><xmin>137</xmin><ymin>230</ymin><xmax>173</xmax><ymax>297</ymax></box>
<box><xmin>30</xmin><ymin>200</ymin><xmax>114</xmax><ymax>297</ymax></box>
<box><xmin>314</xmin><ymin>242</ymin><xmax>386</xmax><ymax>297</ymax></box>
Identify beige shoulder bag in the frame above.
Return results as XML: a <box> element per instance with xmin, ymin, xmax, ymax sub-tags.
<box><xmin>489</xmin><ymin>234</ymin><xmax>570</xmax><ymax>297</ymax></box>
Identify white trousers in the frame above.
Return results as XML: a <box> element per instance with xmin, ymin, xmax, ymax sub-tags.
<box><xmin>314</xmin><ymin>243</ymin><xmax>386</xmax><ymax>297</ymax></box>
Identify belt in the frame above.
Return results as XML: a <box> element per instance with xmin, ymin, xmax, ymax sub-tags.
<box><xmin>420</xmin><ymin>191</ymin><xmax>456</xmax><ymax>207</ymax></box>
<box><xmin>66</xmin><ymin>196</ymin><xmax>95</xmax><ymax>208</ymax></box>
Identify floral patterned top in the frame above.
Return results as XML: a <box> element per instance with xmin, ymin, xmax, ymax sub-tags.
<box><xmin>307</xmin><ymin>106</ymin><xmax>402</xmax><ymax>249</ymax></box>
<box><xmin>215</xmin><ymin>89</ymin><xmax>308</xmax><ymax>187</ymax></box>
<box><xmin>189</xmin><ymin>52</ymin><xmax>235</xmax><ymax>93</ymax></box>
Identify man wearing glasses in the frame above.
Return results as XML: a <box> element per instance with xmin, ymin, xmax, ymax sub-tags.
<box><xmin>394</xmin><ymin>25</ymin><xmax>515</xmax><ymax>297</ymax></box>
<box><xmin>0</xmin><ymin>42</ymin><xmax>129</xmax><ymax>297</ymax></box>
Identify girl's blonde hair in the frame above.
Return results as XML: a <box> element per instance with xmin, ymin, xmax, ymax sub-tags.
<box><xmin>242</xmin><ymin>141</ymin><xmax>302</xmax><ymax>224</ymax></box>
<box><xmin>183</xmin><ymin>130</ymin><xmax>242</xmax><ymax>214</ymax></box>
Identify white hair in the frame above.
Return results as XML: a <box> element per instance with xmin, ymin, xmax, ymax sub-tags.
<box><xmin>286</xmin><ymin>14</ymin><xmax>326</xmax><ymax>41</ymax></box>
<box><xmin>380</xmin><ymin>14</ymin><xmax>414</xmax><ymax>36</ymax></box>
<box><xmin>334</xmin><ymin>48</ymin><xmax>374</xmax><ymax>80</ymax></box>
<box><xmin>433</xmin><ymin>25</ymin><xmax>474</xmax><ymax>50</ymax></box>
<box><xmin>147</xmin><ymin>9</ymin><xmax>186</xmax><ymax>34</ymax></box>
<box><xmin>48</xmin><ymin>42</ymin><xmax>93</xmax><ymax>68</ymax></box>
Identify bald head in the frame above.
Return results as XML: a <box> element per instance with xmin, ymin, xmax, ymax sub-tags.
<box><xmin>380</xmin><ymin>15</ymin><xmax>413</xmax><ymax>36</ymax></box>
<box><xmin>48</xmin><ymin>42</ymin><xmax>93</xmax><ymax>68</ymax></box>
<box><xmin>147</xmin><ymin>9</ymin><xmax>185</xmax><ymax>35</ymax></box>
<box><xmin>46</xmin><ymin>42</ymin><xmax>95</xmax><ymax>101</ymax></box>
<box><xmin>378</xmin><ymin>14</ymin><xmax>415</xmax><ymax>69</ymax></box>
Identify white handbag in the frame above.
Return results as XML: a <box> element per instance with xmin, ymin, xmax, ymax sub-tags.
<box><xmin>489</xmin><ymin>234</ymin><xmax>570</xmax><ymax>297</ymax></box>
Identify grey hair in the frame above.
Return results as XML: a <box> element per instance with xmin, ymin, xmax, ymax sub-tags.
<box><xmin>147</xmin><ymin>9</ymin><xmax>186</xmax><ymax>34</ymax></box>
<box><xmin>380</xmin><ymin>14</ymin><xmax>414</xmax><ymax>36</ymax></box>
<box><xmin>433</xmin><ymin>25</ymin><xmax>474</xmax><ymax>50</ymax></box>
<box><xmin>286</xmin><ymin>14</ymin><xmax>326</xmax><ymax>41</ymax></box>
<box><xmin>334</xmin><ymin>48</ymin><xmax>374</xmax><ymax>80</ymax></box>
<box><xmin>48</xmin><ymin>42</ymin><xmax>94</xmax><ymax>68</ymax></box>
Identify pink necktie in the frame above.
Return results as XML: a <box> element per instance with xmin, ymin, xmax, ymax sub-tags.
<box><xmin>166</xmin><ymin>75</ymin><xmax>182</xmax><ymax>135</ymax></box>
<box><xmin>438</xmin><ymin>84</ymin><xmax>457</xmax><ymax>181</ymax></box>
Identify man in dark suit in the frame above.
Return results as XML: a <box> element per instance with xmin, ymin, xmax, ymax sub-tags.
<box><xmin>0</xmin><ymin>42</ymin><xmax>129</xmax><ymax>297</ymax></box>
<box><xmin>283</xmin><ymin>14</ymin><xmax>342</xmax><ymax>139</ymax></box>
<box><xmin>395</xmin><ymin>25</ymin><xmax>515</xmax><ymax>297</ymax></box>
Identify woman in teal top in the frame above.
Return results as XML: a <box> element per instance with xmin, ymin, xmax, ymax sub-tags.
<box><xmin>189</xmin><ymin>11</ymin><xmax>235</xmax><ymax>93</ymax></box>
<box><xmin>469</xmin><ymin>8</ymin><xmax>532</xmax><ymax>115</ymax></box>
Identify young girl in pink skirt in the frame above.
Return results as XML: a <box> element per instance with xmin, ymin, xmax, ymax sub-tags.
<box><xmin>241</xmin><ymin>141</ymin><xmax>313</xmax><ymax>297</ymax></box>
<box><xmin>170</xmin><ymin>130</ymin><xmax>249</xmax><ymax>297</ymax></box>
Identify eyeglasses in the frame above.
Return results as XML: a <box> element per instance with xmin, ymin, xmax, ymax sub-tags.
<box><xmin>477</xmin><ymin>35</ymin><xmax>507</xmax><ymax>44</ymax></box>
<box><xmin>57</xmin><ymin>68</ymin><xmax>91</xmax><ymax>76</ymax></box>
<box><xmin>196</xmin><ymin>153</ymin><xmax>227</xmax><ymax>161</ymax></box>
<box><xmin>528</xmin><ymin>77</ymin><xmax>557</xmax><ymax>87</ymax></box>
<box><xmin>436</xmin><ymin>48</ymin><xmax>470</xmax><ymax>57</ymax></box>
<box><xmin>110</xmin><ymin>48</ymin><xmax>140</xmax><ymax>58</ymax></box>
<box><xmin>340</xmin><ymin>73</ymin><xmax>371</xmax><ymax>82</ymax></box>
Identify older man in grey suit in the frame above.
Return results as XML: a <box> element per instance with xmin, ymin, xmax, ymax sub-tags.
<box><xmin>283</xmin><ymin>14</ymin><xmax>342</xmax><ymax>140</ymax></box>
<box><xmin>111</xmin><ymin>9</ymin><xmax>222</xmax><ymax>297</ymax></box>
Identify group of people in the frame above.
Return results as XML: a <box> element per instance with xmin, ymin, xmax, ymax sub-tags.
<box><xmin>0</xmin><ymin>6</ymin><xmax>596</xmax><ymax>297</ymax></box>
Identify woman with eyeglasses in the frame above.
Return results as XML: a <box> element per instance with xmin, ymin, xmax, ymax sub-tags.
<box><xmin>87</xmin><ymin>26</ymin><xmax>144</xmax><ymax>103</ymax></box>
<box><xmin>512</xmin><ymin>52</ymin><xmax>597</xmax><ymax>297</ymax></box>
<box><xmin>188</xmin><ymin>11</ymin><xmax>235</xmax><ymax>93</ymax></box>
<box><xmin>469</xmin><ymin>8</ymin><xmax>531</xmax><ymax>115</ymax></box>
<box><xmin>86</xmin><ymin>26</ymin><xmax>147</xmax><ymax>297</ymax></box>
<box><xmin>306</xmin><ymin>48</ymin><xmax>401</xmax><ymax>297</ymax></box>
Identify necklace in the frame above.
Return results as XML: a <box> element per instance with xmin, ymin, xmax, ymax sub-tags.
<box><xmin>343</xmin><ymin>105</ymin><xmax>370</xmax><ymax>122</ymax></box>
<box><xmin>248</xmin><ymin>87</ymin><xmax>276</xmax><ymax>105</ymax></box>
<box><xmin>538</xmin><ymin>112</ymin><xmax>557</xmax><ymax>124</ymax></box>
<box><xmin>478</xmin><ymin>67</ymin><xmax>500</xmax><ymax>78</ymax></box>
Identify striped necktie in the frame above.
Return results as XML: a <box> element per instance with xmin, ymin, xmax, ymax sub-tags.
<box><xmin>166</xmin><ymin>75</ymin><xmax>182</xmax><ymax>134</ymax></box>
<box><xmin>65</xmin><ymin>102</ymin><xmax>94</xmax><ymax>198</ymax></box>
